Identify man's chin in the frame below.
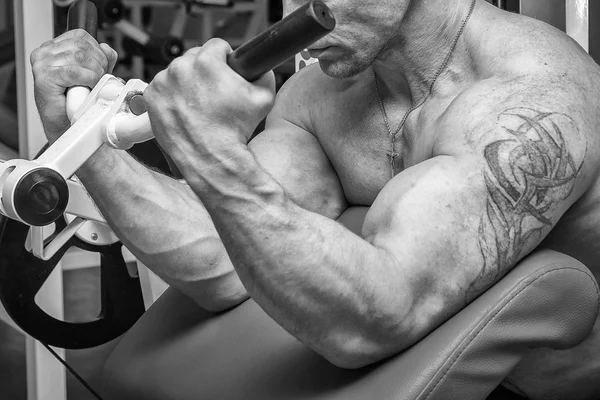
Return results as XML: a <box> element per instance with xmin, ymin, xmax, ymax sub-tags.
<box><xmin>317</xmin><ymin>58</ymin><xmax>365</xmax><ymax>79</ymax></box>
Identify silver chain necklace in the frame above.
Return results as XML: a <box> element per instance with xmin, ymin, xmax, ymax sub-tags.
<box><xmin>373</xmin><ymin>0</ymin><xmax>476</xmax><ymax>176</ymax></box>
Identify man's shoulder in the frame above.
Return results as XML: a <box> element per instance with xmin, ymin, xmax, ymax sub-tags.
<box><xmin>268</xmin><ymin>63</ymin><xmax>362</xmax><ymax>133</ymax></box>
<box><xmin>478</xmin><ymin>7</ymin><xmax>597</xmax><ymax>80</ymax></box>
<box><xmin>433</xmin><ymin>61</ymin><xmax>600</xmax><ymax>204</ymax></box>
<box><xmin>462</xmin><ymin>7</ymin><xmax>600</xmax><ymax>118</ymax></box>
<box><xmin>435</xmin><ymin>58</ymin><xmax>600</xmax><ymax>157</ymax></box>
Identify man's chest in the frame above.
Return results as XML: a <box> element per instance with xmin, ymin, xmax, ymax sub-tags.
<box><xmin>313</xmin><ymin>102</ymin><xmax>443</xmax><ymax>206</ymax></box>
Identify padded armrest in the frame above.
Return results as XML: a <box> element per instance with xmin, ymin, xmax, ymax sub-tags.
<box><xmin>380</xmin><ymin>249</ymin><xmax>599</xmax><ymax>399</ymax></box>
<box><xmin>101</xmin><ymin>209</ymin><xmax>600</xmax><ymax>400</ymax></box>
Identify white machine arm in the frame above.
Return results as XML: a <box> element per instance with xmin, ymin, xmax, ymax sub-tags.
<box><xmin>0</xmin><ymin>75</ymin><xmax>152</xmax><ymax>259</ymax></box>
<box><xmin>0</xmin><ymin>75</ymin><xmax>152</xmax><ymax>227</ymax></box>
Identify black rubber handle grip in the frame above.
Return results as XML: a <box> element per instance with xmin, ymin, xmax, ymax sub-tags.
<box><xmin>227</xmin><ymin>0</ymin><xmax>335</xmax><ymax>81</ymax></box>
<box><xmin>67</xmin><ymin>0</ymin><xmax>98</xmax><ymax>38</ymax></box>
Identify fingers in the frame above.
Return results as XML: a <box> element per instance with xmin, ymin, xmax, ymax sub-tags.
<box><xmin>33</xmin><ymin>49</ymin><xmax>105</xmax><ymax>87</ymax></box>
<box><xmin>201</xmin><ymin>38</ymin><xmax>274</xmax><ymax>107</ymax></box>
<box><xmin>47</xmin><ymin>29</ymin><xmax>107</xmax><ymax>69</ymax></box>
<box><xmin>52</xmin><ymin>28</ymin><xmax>100</xmax><ymax>47</ymax></box>
<box><xmin>46</xmin><ymin>65</ymin><xmax>104</xmax><ymax>91</ymax></box>
<box><xmin>182</xmin><ymin>46</ymin><xmax>202</xmax><ymax>57</ymax></box>
<box><xmin>35</xmin><ymin>29</ymin><xmax>118</xmax><ymax>76</ymax></box>
<box><xmin>196</xmin><ymin>38</ymin><xmax>232</xmax><ymax>59</ymax></box>
<box><xmin>157</xmin><ymin>37</ymin><xmax>273</xmax><ymax>105</ymax></box>
<box><xmin>31</xmin><ymin>30</ymin><xmax>121</xmax><ymax>94</ymax></box>
<box><xmin>169</xmin><ymin>39</ymin><xmax>229</xmax><ymax>73</ymax></box>
<box><xmin>100</xmin><ymin>43</ymin><xmax>118</xmax><ymax>73</ymax></box>
<box><xmin>33</xmin><ymin>40</ymin><xmax>106</xmax><ymax>76</ymax></box>
<box><xmin>252</xmin><ymin>70</ymin><xmax>277</xmax><ymax>99</ymax></box>
<box><xmin>30</xmin><ymin>29</ymin><xmax>120</xmax><ymax>142</ymax></box>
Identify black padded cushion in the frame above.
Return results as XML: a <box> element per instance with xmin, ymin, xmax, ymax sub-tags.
<box><xmin>101</xmin><ymin>207</ymin><xmax>599</xmax><ymax>400</ymax></box>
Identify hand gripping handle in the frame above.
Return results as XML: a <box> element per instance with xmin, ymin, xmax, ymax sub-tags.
<box><xmin>0</xmin><ymin>2</ymin><xmax>145</xmax><ymax>349</ymax></box>
<box><xmin>110</xmin><ymin>0</ymin><xmax>335</xmax><ymax>147</ymax></box>
<box><xmin>66</xmin><ymin>0</ymin><xmax>99</xmax><ymax>121</ymax></box>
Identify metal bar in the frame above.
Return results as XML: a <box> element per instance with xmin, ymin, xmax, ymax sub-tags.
<box><xmin>129</xmin><ymin>5</ymin><xmax>145</xmax><ymax>78</ymax></box>
<box><xmin>13</xmin><ymin>0</ymin><xmax>51</xmax><ymax>159</ymax></box>
<box><xmin>13</xmin><ymin>2</ymin><xmax>67</xmax><ymax>399</ymax></box>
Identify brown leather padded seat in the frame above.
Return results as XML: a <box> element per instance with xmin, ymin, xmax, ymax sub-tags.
<box><xmin>100</xmin><ymin>208</ymin><xmax>599</xmax><ymax>400</ymax></box>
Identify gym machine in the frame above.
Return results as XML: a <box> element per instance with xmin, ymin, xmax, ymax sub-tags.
<box><xmin>0</xmin><ymin>0</ymin><xmax>335</xmax><ymax>349</ymax></box>
<box><xmin>0</xmin><ymin>1</ymin><xmax>594</xmax><ymax>399</ymax></box>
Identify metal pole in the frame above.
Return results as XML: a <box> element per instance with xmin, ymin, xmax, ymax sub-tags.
<box><xmin>13</xmin><ymin>1</ymin><xmax>67</xmax><ymax>399</ymax></box>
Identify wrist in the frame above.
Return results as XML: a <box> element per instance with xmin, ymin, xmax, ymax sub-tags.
<box><xmin>186</xmin><ymin>145</ymin><xmax>281</xmax><ymax>202</ymax></box>
<box><xmin>77</xmin><ymin>145</ymin><xmax>119</xmax><ymax>180</ymax></box>
<box><xmin>183</xmin><ymin>142</ymin><xmax>250</xmax><ymax>182</ymax></box>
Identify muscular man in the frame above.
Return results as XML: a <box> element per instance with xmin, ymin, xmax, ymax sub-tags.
<box><xmin>30</xmin><ymin>0</ymin><xmax>600</xmax><ymax>399</ymax></box>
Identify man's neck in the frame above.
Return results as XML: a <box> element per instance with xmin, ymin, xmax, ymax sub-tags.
<box><xmin>372</xmin><ymin>0</ymin><xmax>478</xmax><ymax>105</ymax></box>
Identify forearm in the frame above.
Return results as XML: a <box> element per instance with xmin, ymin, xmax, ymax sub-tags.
<box><xmin>185</xmin><ymin>146</ymin><xmax>405</xmax><ymax>365</ymax></box>
<box><xmin>76</xmin><ymin>146</ymin><xmax>248</xmax><ymax>310</ymax></box>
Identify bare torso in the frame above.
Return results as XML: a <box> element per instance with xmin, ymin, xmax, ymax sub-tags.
<box><xmin>296</xmin><ymin>3</ymin><xmax>600</xmax><ymax>399</ymax></box>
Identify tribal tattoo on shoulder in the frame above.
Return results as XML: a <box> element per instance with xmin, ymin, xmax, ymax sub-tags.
<box><xmin>466</xmin><ymin>107</ymin><xmax>587</xmax><ymax>301</ymax></box>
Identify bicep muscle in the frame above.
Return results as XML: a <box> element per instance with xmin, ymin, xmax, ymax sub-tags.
<box><xmin>249</xmin><ymin>121</ymin><xmax>346</xmax><ymax>219</ymax></box>
<box><xmin>363</xmin><ymin>105</ymin><xmax>588</xmax><ymax>337</ymax></box>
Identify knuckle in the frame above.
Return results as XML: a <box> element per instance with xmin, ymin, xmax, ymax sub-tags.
<box><xmin>62</xmin><ymin>38</ymin><xmax>77</xmax><ymax>48</ymax></box>
<box><xmin>167</xmin><ymin>57</ymin><xmax>188</xmax><ymax>76</ymax></box>
<box><xmin>98</xmin><ymin>44</ymin><xmax>112</xmax><ymax>65</ymax></box>
<box><xmin>193</xmin><ymin>52</ymin><xmax>216</xmax><ymax>71</ymax></box>
<box><xmin>64</xmin><ymin>66</ymin><xmax>82</xmax><ymax>80</ymax></box>
<box><xmin>39</xmin><ymin>38</ymin><xmax>56</xmax><ymax>48</ymax></box>
<box><xmin>30</xmin><ymin>47</ymin><xmax>41</xmax><ymax>64</ymax></box>
<box><xmin>31</xmin><ymin>58</ymin><xmax>49</xmax><ymax>77</ymax></box>
<box><xmin>205</xmin><ymin>37</ymin><xmax>230</xmax><ymax>50</ymax></box>
<box><xmin>73</xmin><ymin>49</ymin><xmax>88</xmax><ymax>64</ymax></box>
<box><xmin>192</xmin><ymin>54</ymin><xmax>208</xmax><ymax>68</ymax></box>
<box><xmin>144</xmin><ymin>88</ymin><xmax>156</xmax><ymax>105</ymax></box>
<box><xmin>156</xmin><ymin>69</ymin><xmax>167</xmax><ymax>81</ymax></box>
<box><xmin>204</xmin><ymin>37</ymin><xmax>224</xmax><ymax>46</ymax></box>
<box><xmin>197</xmin><ymin>39</ymin><xmax>230</xmax><ymax>63</ymax></box>
<box><xmin>183</xmin><ymin>46</ymin><xmax>200</xmax><ymax>57</ymax></box>
<box><xmin>30</xmin><ymin>40</ymin><xmax>54</xmax><ymax>64</ymax></box>
<box><xmin>159</xmin><ymin>72</ymin><xmax>170</xmax><ymax>87</ymax></box>
<box><xmin>67</xmin><ymin>38</ymin><xmax>92</xmax><ymax>52</ymax></box>
<box><xmin>44</xmin><ymin>67</ymin><xmax>61</xmax><ymax>85</ymax></box>
<box><xmin>146</xmin><ymin>72</ymin><xmax>164</xmax><ymax>98</ymax></box>
<box><xmin>71</xmin><ymin>28</ymin><xmax>89</xmax><ymax>38</ymax></box>
<box><xmin>145</xmin><ymin>80</ymin><xmax>156</xmax><ymax>96</ymax></box>
<box><xmin>31</xmin><ymin>63</ymin><xmax>44</xmax><ymax>79</ymax></box>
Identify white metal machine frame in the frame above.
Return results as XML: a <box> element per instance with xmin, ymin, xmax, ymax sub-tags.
<box><xmin>11</xmin><ymin>2</ymin><xmax>67</xmax><ymax>400</ymax></box>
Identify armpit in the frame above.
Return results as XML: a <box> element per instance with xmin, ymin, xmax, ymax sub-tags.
<box><xmin>467</xmin><ymin>106</ymin><xmax>587</xmax><ymax>301</ymax></box>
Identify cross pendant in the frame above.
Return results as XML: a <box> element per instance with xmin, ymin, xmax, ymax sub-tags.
<box><xmin>387</xmin><ymin>151</ymin><xmax>402</xmax><ymax>176</ymax></box>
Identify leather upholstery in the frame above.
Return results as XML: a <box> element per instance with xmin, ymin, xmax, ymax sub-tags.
<box><xmin>101</xmin><ymin>207</ymin><xmax>600</xmax><ymax>400</ymax></box>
